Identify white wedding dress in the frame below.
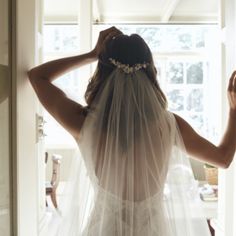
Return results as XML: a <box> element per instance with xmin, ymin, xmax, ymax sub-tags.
<box><xmin>46</xmin><ymin>68</ymin><xmax>212</xmax><ymax>236</ymax></box>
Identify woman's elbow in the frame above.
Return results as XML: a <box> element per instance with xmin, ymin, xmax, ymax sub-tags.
<box><xmin>220</xmin><ymin>161</ymin><xmax>230</xmax><ymax>169</ymax></box>
<box><xmin>219</xmin><ymin>154</ymin><xmax>233</xmax><ymax>169</ymax></box>
<box><xmin>27</xmin><ymin>68</ymin><xmax>35</xmax><ymax>81</ymax></box>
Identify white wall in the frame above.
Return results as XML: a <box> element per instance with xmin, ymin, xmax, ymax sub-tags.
<box><xmin>213</xmin><ymin>0</ymin><xmax>236</xmax><ymax>235</ymax></box>
<box><xmin>0</xmin><ymin>0</ymin><xmax>11</xmax><ymax>234</ymax></box>
<box><xmin>0</xmin><ymin>65</ymin><xmax>10</xmax><ymax>236</ymax></box>
<box><xmin>0</xmin><ymin>0</ymin><xmax>8</xmax><ymax>65</ymax></box>
<box><xmin>16</xmin><ymin>0</ymin><xmax>39</xmax><ymax>235</ymax></box>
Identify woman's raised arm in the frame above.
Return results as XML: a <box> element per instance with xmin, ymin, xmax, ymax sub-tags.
<box><xmin>27</xmin><ymin>51</ymin><xmax>96</xmax><ymax>140</ymax></box>
<box><xmin>27</xmin><ymin>27</ymin><xmax>122</xmax><ymax>140</ymax></box>
<box><xmin>174</xmin><ymin>71</ymin><xmax>236</xmax><ymax>169</ymax></box>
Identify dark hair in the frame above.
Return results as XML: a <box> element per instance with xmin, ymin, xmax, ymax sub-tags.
<box><xmin>84</xmin><ymin>33</ymin><xmax>167</xmax><ymax>111</ymax></box>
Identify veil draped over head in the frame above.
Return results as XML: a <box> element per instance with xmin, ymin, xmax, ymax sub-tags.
<box><xmin>46</xmin><ymin>61</ymin><xmax>211</xmax><ymax>236</ymax></box>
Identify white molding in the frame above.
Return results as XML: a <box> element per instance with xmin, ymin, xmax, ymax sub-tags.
<box><xmin>0</xmin><ymin>0</ymin><xmax>8</xmax><ymax>65</ymax></box>
<box><xmin>38</xmin><ymin>212</ymin><xmax>52</xmax><ymax>235</ymax></box>
<box><xmin>93</xmin><ymin>0</ymin><xmax>101</xmax><ymax>22</ymax></box>
<box><xmin>16</xmin><ymin>0</ymin><xmax>39</xmax><ymax>235</ymax></box>
<box><xmin>78</xmin><ymin>0</ymin><xmax>92</xmax><ymax>53</ymax></box>
<box><xmin>161</xmin><ymin>0</ymin><xmax>181</xmax><ymax>22</ymax></box>
<box><xmin>0</xmin><ymin>207</ymin><xmax>9</xmax><ymax>216</ymax></box>
<box><xmin>78</xmin><ymin>0</ymin><xmax>93</xmax><ymax>79</ymax></box>
<box><xmin>98</xmin><ymin>14</ymin><xmax>217</xmax><ymax>24</ymax></box>
<box><xmin>43</xmin><ymin>15</ymin><xmax>218</xmax><ymax>25</ymax></box>
<box><xmin>210</xmin><ymin>218</ymin><xmax>224</xmax><ymax>234</ymax></box>
<box><xmin>216</xmin><ymin>1</ymin><xmax>236</xmax><ymax>236</ymax></box>
<box><xmin>44</xmin><ymin>15</ymin><xmax>78</xmax><ymax>23</ymax></box>
<box><xmin>169</xmin><ymin>15</ymin><xmax>217</xmax><ymax>23</ymax></box>
<box><xmin>233</xmin><ymin>160</ymin><xmax>236</xmax><ymax>236</ymax></box>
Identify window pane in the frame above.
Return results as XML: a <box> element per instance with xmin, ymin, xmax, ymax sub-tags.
<box><xmin>186</xmin><ymin>89</ymin><xmax>203</xmax><ymax>112</ymax></box>
<box><xmin>94</xmin><ymin>24</ymin><xmax>220</xmax><ymax>140</ymax></box>
<box><xmin>117</xmin><ymin>26</ymin><xmax>200</xmax><ymax>52</ymax></box>
<box><xmin>167</xmin><ymin>62</ymin><xmax>184</xmax><ymax>84</ymax></box>
<box><xmin>43</xmin><ymin>24</ymin><xmax>219</xmax><ymax>146</ymax></box>
<box><xmin>187</xmin><ymin>62</ymin><xmax>203</xmax><ymax>84</ymax></box>
<box><xmin>167</xmin><ymin>89</ymin><xmax>184</xmax><ymax>111</ymax></box>
<box><xmin>165</xmin><ymin>27</ymin><xmax>193</xmax><ymax>50</ymax></box>
<box><xmin>187</xmin><ymin>114</ymin><xmax>204</xmax><ymax>131</ymax></box>
<box><xmin>195</xmin><ymin>28</ymin><xmax>208</xmax><ymax>48</ymax></box>
<box><xmin>43</xmin><ymin>25</ymin><xmax>79</xmax><ymax>53</ymax></box>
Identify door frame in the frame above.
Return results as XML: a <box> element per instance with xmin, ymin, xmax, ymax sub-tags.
<box><xmin>12</xmin><ymin>0</ymin><xmax>236</xmax><ymax>235</ymax></box>
<box><xmin>13</xmin><ymin>0</ymin><xmax>94</xmax><ymax>235</ymax></box>
<box><xmin>210</xmin><ymin>0</ymin><xmax>236</xmax><ymax>236</ymax></box>
<box><xmin>13</xmin><ymin>0</ymin><xmax>39</xmax><ymax>235</ymax></box>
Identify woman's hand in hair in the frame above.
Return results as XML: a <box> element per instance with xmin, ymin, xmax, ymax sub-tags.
<box><xmin>91</xmin><ymin>27</ymin><xmax>123</xmax><ymax>58</ymax></box>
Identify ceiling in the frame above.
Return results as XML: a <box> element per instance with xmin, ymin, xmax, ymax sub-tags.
<box><xmin>44</xmin><ymin>0</ymin><xmax>218</xmax><ymax>23</ymax></box>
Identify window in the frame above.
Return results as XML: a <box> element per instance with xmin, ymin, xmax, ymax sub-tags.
<box><xmin>95</xmin><ymin>25</ymin><xmax>221</xmax><ymax>141</ymax></box>
<box><xmin>43</xmin><ymin>24</ymin><xmax>87</xmax><ymax>148</ymax></box>
<box><xmin>43</xmin><ymin>24</ymin><xmax>220</xmax><ymax>148</ymax></box>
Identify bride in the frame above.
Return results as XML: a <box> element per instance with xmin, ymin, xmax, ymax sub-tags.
<box><xmin>28</xmin><ymin>26</ymin><xmax>236</xmax><ymax>235</ymax></box>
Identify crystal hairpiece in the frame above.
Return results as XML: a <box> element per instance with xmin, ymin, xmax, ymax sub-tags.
<box><xmin>109</xmin><ymin>58</ymin><xmax>149</xmax><ymax>74</ymax></box>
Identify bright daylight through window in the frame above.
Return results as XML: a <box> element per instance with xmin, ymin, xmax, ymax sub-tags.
<box><xmin>43</xmin><ymin>24</ymin><xmax>220</xmax><ymax>149</ymax></box>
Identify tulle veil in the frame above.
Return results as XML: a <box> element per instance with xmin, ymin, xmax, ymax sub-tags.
<box><xmin>46</xmin><ymin>67</ymin><xmax>211</xmax><ymax>236</ymax></box>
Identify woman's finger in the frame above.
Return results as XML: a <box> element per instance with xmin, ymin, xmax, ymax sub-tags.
<box><xmin>233</xmin><ymin>73</ymin><xmax>236</xmax><ymax>92</ymax></box>
<box><xmin>228</xmin><ymin>71</ymin><xmax>236</xmax><ymax>91</ymax></box>
<box><xmin>93</xmin><ymin>27</ymin><xmax>122</xmax><ymax>56</ymax></box>
<box><xmin>104</xmin><ymin>31</ymin><xmax>122</xmax><ymax>43</ymax></box>
<box><xmin>100</xmin><ymin>27</ymin><xmax>119</xmax><ymax>38</ymax></box>
<box><xmin>232</xmin><ymin>71</ymin><xmax>236</xmax><ymax>90</ymax></box>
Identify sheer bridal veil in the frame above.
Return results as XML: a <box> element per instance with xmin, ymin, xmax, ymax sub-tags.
<box><xmin>46</xmin><ymin>60</ymin><xmax>211</xmax><ymax>236</ymax></box>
